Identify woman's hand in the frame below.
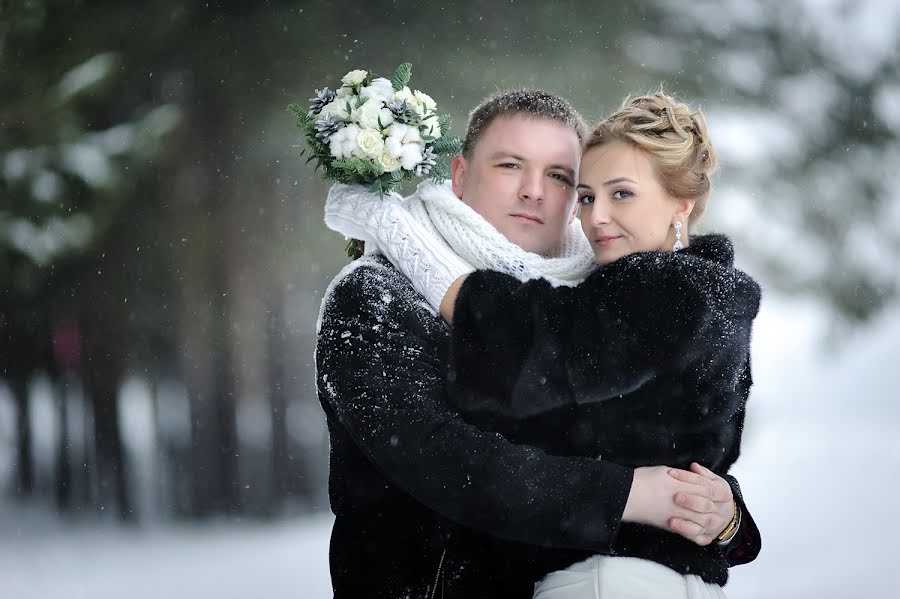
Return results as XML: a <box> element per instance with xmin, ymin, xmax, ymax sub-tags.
<box><xmin>666</xmin><ymin>462</ymin><xmax>735</xmax><ymax>546</ymax></box>
<box><xmin>622</xmin><ymin>463</ymin><xmax>734</xmax><ymax>546</ymax></box>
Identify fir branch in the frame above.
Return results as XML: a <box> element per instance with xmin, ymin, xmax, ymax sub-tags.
<box><xmin>429</xmin><ymin>158</ymin><xmax>451</xmax><ymax>183</ymax></box>
<box><xmin>332</xmin><ymin>157</ymin><xmax>386</xmax><ymax>178</ymax></box>
<box><xmin>391</xmin><ymin>63</ymin><xmax>412</xmax><ymax>91</ymax></box>
<box><xmin>288</xmin><ymin>103</ymin><xmax>313</xmax><ymax>129</ymax></box>
<box><xmin>432</xmin><ymin>135</ymin><xmax>462</xmax><ymax>156</ymax></box>
<box><xmin>437</xmin><ymin>113</ymin><xmax>452</xmax><ymax>134</ymax></box>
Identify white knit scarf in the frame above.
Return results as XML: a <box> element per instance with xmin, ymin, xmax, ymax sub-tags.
<box><xmin>401</xmin><ymin>180</ymin><xmax>596</xmax><ymax>286</ymax></box>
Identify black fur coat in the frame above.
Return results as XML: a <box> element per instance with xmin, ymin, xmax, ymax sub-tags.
<box><xmin>448</xmin><ymin>234</ymin><xmax>762</xmax><ymax>586</ymax></box>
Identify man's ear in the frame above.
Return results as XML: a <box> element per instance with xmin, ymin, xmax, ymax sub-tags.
<box><xmin>450</xmin><ymin>155</ymin><xmax>466</xmax><ymax>199</ymax></box>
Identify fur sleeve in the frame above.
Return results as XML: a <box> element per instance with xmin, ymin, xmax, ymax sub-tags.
<box><xmin>449</xmin><ymin>249</ymin><xmax>761</xmax><ymax>418</ymax></box>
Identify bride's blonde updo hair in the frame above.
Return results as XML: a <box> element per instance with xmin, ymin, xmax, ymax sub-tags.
<box><xmin>585</xmin><ymin>91</ymin><xmax>718</xmax><ymax>225</ymax></box>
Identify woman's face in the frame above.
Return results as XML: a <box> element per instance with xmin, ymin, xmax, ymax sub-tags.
<box><xmin>577</xmin><ymin>141</ymin><xmax>693</xmax><ymax>265</ymax></box>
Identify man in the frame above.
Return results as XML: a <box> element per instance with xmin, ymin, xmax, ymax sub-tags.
<box><xmin>315</xmin><ymin>90</ymin><xmax>760</xmax><ymax>598</ymax></box>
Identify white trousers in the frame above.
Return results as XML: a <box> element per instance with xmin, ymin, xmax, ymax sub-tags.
<box><xmin>533</xmin><ymin>555</ymin><xmax>728</xmax><ymax>599</ymax></box>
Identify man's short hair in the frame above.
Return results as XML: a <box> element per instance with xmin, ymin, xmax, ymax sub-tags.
<box><xmin>461</xmin><ymin>89</ymin><xmax>587</xmax><ymax>158</ymax></box>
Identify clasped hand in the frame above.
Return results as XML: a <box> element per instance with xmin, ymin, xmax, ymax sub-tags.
<box><xmin>622</xmin><ymin>462</ymin><xmax>735</xmax><ymax>546</ymax></box>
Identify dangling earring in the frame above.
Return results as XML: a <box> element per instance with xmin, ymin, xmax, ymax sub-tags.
<box><xmin>673</xmin><ymin>221</ymin><xmax>684</xmax><ymax>251</ymax></box>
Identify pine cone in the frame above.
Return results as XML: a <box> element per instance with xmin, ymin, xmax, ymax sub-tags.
<box><xmin>414</xmin><ymin>146</ymin><xmax>437</xmax><ymax>177</ymax></box>
<box><xmin>315</xmin><ymin>113</ymin><xmax>343</xmax><ymax>141</ymax></box>
<box><xmin>308</xmin><ymin>88</ymin><xmax>336</xmax><ymax>118</ymax></box>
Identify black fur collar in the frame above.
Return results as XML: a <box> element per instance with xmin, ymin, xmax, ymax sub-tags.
<box><xmin>680</xmin><ymin>234</ymin><xmax>734</xmax><ymax>266</ymax></box>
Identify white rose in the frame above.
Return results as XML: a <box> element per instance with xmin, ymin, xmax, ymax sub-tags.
<box><xmin>394</xmin><ymin>86</ymin><xmax>425</xmax><ymax>114</ymax></box>
<box><xmin>421</xmin><ymin>116</ymin><xmax>441</xmax><ymax>140</ymax></box>
<box><xmin>320</xmin><ymin>98</ymin><xmax>351</xmax><ymax>120</ymax></box>
<box><xmin>355</xmin><ymin>100</ymin><xmax>394</xmax><ymax>130</ymax></box>
<box><xmin>413</xmin><ymin>90</ymin><xmax>437</xmax><ymax>113</ymax></box>
<box><xmin>335</xmin><ymin>86</ymin><xmax>354</xmax><ymax>99</ymax></box>
<box><xmin>341</xmin><ymin>69</ymin><xmax>368</xmax><ymax>87</ymax></box>
<box><xmin>400</xmin><ymin>144</ymin><xmax>424</xmax><ymax>171</ymax></box>
<box><xmin>329</xmin><ymin>124</ymin><xmax>361</xmax><ymax>159</ymax></box>
<box><xmin>360</xmin><ymin>78</ymin><xmax>395</xmax><ymax>104</ymax></box>
<box><xmin>393</xmin><ymin>86</ymin><xmax>415</xmax><ymax>104</ymax></box>
<box><xmin>378</xmin><ymin>151</ymin><xmax>402</xmax><ymax>173</ymax></box>
<box><xmin>356</xmin><ymin>128</ymin><xmax>385</xmax><ymax>158</ymax></box>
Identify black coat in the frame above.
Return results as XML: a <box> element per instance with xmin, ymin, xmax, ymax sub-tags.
<box><xmin>315</xmin><ymin>244</ymin><xmax>760</xmax><ymax>598</ymax></box>
<box><xmin>447</xmin><ymin>234</ymin><xmax>762</xmax><ymax>586</ymax></box>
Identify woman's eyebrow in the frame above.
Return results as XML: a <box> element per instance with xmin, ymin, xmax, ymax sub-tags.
<box><xmin>603</xmin><ymin>177</ymin><xmax>637</xmax><ymax>186</ymax></box>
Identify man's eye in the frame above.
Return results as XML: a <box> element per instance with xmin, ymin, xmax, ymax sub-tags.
<box><xmin>498</xmin><ymin>163</ymin><xmax>519</xmax><ymax>168</ymax></box>
<box><xmin>550</xmin><ymin>173</ymin><xmax>573</xmax><ymax>184</ymax></box>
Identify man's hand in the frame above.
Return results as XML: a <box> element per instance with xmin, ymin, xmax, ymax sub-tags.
<box><xmin>667</xmin><ymin>462</ymin><xmax>735</xmax><ymax>546</ymax></box>
<box><xmin>621</xmin><ymin>462</ymin><xmax>734</xmax><ymax>546</ymax></box>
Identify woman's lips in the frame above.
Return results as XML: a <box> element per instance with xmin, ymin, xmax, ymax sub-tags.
<box><xmin>594</xmin><ymin>235</ymin><xmax>621</xmax><ymax>247</ymax></box>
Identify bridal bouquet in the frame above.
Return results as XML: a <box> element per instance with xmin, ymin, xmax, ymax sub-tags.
<box><xmin>290</xmin><ymin>63</ymin><xmax>461</xmax><ymax>257</ymax></box>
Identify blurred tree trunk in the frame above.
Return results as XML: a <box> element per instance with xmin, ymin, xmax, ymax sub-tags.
<box><xmin>268</xmin><ymin>299</ymin><xmax>290</xmax><ymax>503</ymax></box>
<box><xmin>51</xmin><ymin>318</ymin><xmax>81</xmax><ymax>512</ymax></box>
<box><xmin>2</xmin><ymin>303</ymin><xmax>52</xmax><ymax>500</ymax></box>
<box><xmin>10</xmin><ymin>375</ymin><xmax>34</xmax><ymax>498</ymax></box>
<box><xmin>81</xmin><ymin>294</ymin><xmax>133</xmax><ymax>521</ymax></box>
<box><xmin>223</xmin><ymin>169</ymin><xmax>286</xmax><ymax>514</ymax></box>
<box><xmin>54</xmin><ymin>381</ymin><xmax>72</xmax><ymax>510</ymax></box>
<box><xmin>167</xmin><ymin>116</ymin><xmax>240</xmax><ymax>517</ymax></box>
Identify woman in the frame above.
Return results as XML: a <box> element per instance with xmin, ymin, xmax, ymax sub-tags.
<box><xmin>325</xmin><ymin>92</ymin><xmax>760</xmax><ymax>598</ymax></box>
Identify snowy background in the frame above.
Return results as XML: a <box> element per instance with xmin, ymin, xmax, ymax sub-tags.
<box><xmin>3</xmin><ymin>0</ymin><xmax>899</xmax><ymax>597</ymax></box>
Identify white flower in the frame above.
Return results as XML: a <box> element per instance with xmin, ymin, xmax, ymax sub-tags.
<box><xmin>329</xmin><ymin>123</ymin><xmax>361</xmax><ymax>159</ymax></box>
<box><xmin>320</xmin><ymin>98</ymin><xmax>351</xmax><ymax>120</ymax></box>
<box><xmin>341</xmin><ymin>69</ymin><xmax>368</xmax><ymax>87</ymax></box>
<box><xmin>355</xmin><ymin>100</ymin><xmax>394</xmax><ymax>130</ymax></box>
<box><xmin>394</xmin><ymin>86</ymin><xmax>426</xmax><ymax>115</ymax></box>
<box><xmin>393</xmin><ymin>86</ymin><xmax>415</xmax><ymax>104</ymax></box>
<box><xmin>389</xmin><ymin>123</ymin><xmax>422</xmax><ymax>144</ymax></box>
<box><xmin>421</xmin><ymin>115</ymin><xmax>441</xmax><ymax>140</ymax></box>
<box><xmin>384</xmin><ymin>123</ymin><xmax>423</xmax><ymax>160</ymax></box>
<box><xmin>360</xmin><ymin>78</ymin><xmax>395</xmax><ymax>104</ymax></box>
<box><xmin>377</xmin><ymin>151</ymin><xmax>402</xmax><ymax>173</ymax></box>
<box><xmin>383</xmin><ymin>123</ymin><xmax>425</xmax><ymax>170</ymax></box>
<box><xmin>335</xmin><ymin>86</ymin><xmax>354</xmax><ymax>99</ymax></box>
<box><xmin>413</xmin><ymin>90</ymin><xmax>437</xmax><ymax>113</ymax></box>
<box><xmin>391</xmin><ymin>88</ymin><xmax>431</xmax><ymax>117</ymax></box>
<box><xmin>356</xmin><ymin>128</ymin><xmax>385</xmax><ymax>158</ymax></box>
<box><xmin>384</xmin><ymin>136</ymin><xmax>403</xmax><ymax>159</ymax></box>
<box><xmin>400</xmin><ymin>144</ymin><xmax>424</xmax><ymax>171</ymax></box>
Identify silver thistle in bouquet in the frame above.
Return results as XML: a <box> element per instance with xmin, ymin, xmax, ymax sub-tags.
<box><xmin>289</xmin><ymin>63</ymin><xmax>462</xmax><ymax>258</ymax></box>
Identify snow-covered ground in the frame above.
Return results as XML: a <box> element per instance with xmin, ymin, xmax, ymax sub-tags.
<box><xmin>0</xmin><ymin>507</ymin><xmax>334</xmax><ymax>599</ymax></box>
<box><xmin>2</xmin><ymin>293</ymin><xmax>899</xmax><ymax>598</ymax></box>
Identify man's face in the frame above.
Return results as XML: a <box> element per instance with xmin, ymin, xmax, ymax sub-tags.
<box><xmin>450</xmin><ymin>114</ymin><xmax>581</xmax><ymax>256</ymax></box>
